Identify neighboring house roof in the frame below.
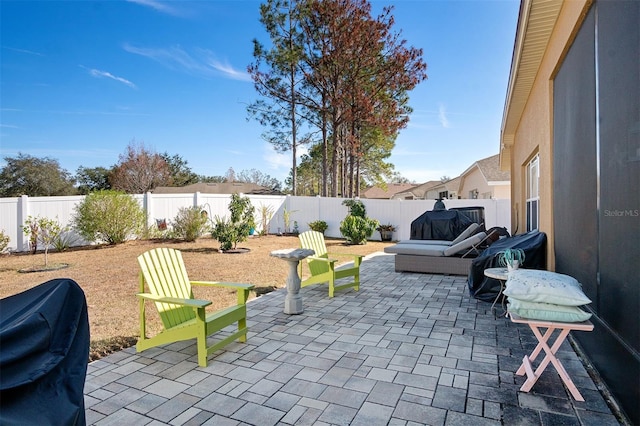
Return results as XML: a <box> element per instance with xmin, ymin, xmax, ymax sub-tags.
<box><xmin>391</xmin><ymin>154</ymin><xmax>510</xmax><ymax>200</ymax></box>
<box><xmin>362</xmin><ymin>183</ymin><xmax>417</xmax><ymax>199</ymax></box>
<box><xmin>443</xmin><ymin>176</ymin><xmax>462</xmax><ymax>193</ymax></box>
<box><xmin>392</xmin><ymin>180</ymin><xmax>441</xmax><ymax>199</ymax></box>
<box><xmin>460</xmin><ymin>154</ymin><xmax>511</xmax><ymax>184</ymax></box>
<box><xmin>153</xmin><ymin>182</ymin><xmax>283</xmax><ymax>195</ymax></box>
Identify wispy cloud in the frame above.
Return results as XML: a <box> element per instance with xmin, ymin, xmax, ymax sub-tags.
<box><xmin>206</xmin><ymin>58</ymin><xmax>251</xmax><ymax>81</ymax></box>
<box><xmin>2</xmin><ymin>46</ymin><xmax>45</xmax><ymax>56</ymax></box>
<box><xmin>0</xmin><ymin>124</ymin><xmax>20</xmax><ymax>129</ymax></box>
<box><xmin>438</xmin><ymin>104</ymin><xmax>451</xmax><ymax>128</ymax></box>
<box><xmin>126</xmin><ymin>0</ymin><xmax>184</xmax><ymax>17</ymax></box>
<box><xmin>262</xmin><ymin>143</ymin><xmax>308</xmax><ymax>179</ymax></box>
<box><xmin>81</xmin><ymin>66</ymin><xmax>137</xmax><ymax>88</ymax></box>
<box><xmin>123</xmin><ymin>43</ymin><xmax>251</xmax><ymax>82</ymax></box>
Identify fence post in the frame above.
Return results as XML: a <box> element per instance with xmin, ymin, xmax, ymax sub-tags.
<box><xmin>144</xmin><ymin>192</ymin><xmax>153</xmax><ymax>232</ymax></box>
<box><xmin>17</xmin><ymin>195</ymin><xmax>29</xmax><ymax>251</ymax></box>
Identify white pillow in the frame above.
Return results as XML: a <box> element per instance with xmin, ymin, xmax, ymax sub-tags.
<box><xmin>503</xmin><ymin>269</ymin><xmax>591</xmax><ymax>306</ymax></box>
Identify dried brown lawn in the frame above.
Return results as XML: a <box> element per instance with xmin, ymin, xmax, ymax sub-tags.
<box><xmin>0</xmin><ymin>236</ymin><xmax>393</xmax><ymax>360</ymax></box>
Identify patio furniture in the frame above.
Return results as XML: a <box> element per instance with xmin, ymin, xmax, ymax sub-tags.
<box><xmin>136</xmin><ymin>248</ymin><xmax>254</xmax><ymax>367</ymax></box>
<box><xmin>509</xmin><ymin>313</ymin><xmax>594</xmax><ymax>401</ymax></box>
<box><xmin>298</xmin><ymin>230</ymin><xmax>362</xmax><ymax>297</ymax></box>
<box><xmin>483</xmin><ymin>267</ymin><xmax>508</xmax><ymax>315</ymax></box>
<box><xmin>384</xmin><ymin>231</ymin><xmax>488</xmax><ymax>275</ymax></box>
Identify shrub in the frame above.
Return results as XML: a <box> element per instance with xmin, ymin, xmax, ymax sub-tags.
<box><xmin>339</xmin><ymin>199</ymin><xmax>378</xmax><ymax>244</ymax></box>
<box><xmin>172</xmin><ymin>206</ymin><xmax>210</xmax><ymax>241</ymax></box>
<box><xmin>74</xmin><ymin>190</ymin><xmax>145</xmax><ymax>244</ymax></box>
<box><xmin>339</xmin><ymin>215</ymin><xmax>378</xmax><ymax>245</ymax></box>
<box><xmin>22</xmin><ymin>215</ymin><xmax>66</xmax><ymax>266</ymax></box>
<box><xmin>24</xmin><ymin>216</ymin><xmax>39</xmax><ymax>254</ymax></box>
<box><xmin>342</xmin><ymin>199</ymin><xmax>367</xmax><ymax>218</ymax></box>
<box><xmin>210</xmin><ymin>194</ymin><xmax>255</xmax><ymax>251</ymax></box>
<box><xmin>282</xmin><ymin>207</ymin><xmax>297</xmax><ymax>233</ymax></box>
<box><xmin>211</xmin><ymin>216</ymin><xmax>239</xmax><ymax>251</ymax></box>
<box><xmin>0</xmin><ymin>230</ymin><xmax>10</xmax><ymax>254</ymax></box>
<box><xmin>308</xmin><ymin>220</ymin><xmax>328</xmax><ymax>234</ymax></box>
<box><xmin>258</xmin><ymin>203</ymin><xmax>274</xmax><ymax>235</ymax></box>
<box><xmin>52</xmin><ymin>229</ymin><xmax>79</xmax><ymax>252</ymax></box>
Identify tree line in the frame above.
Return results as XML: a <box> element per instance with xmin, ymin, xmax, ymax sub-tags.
<box><xmin>0</xmin><ymin>142</ymin><xmax>282</xmax><ymax>197</ymax></box>
<box><xmin>247</xmin><ymin>0</ymin><xmax>427</xmax><ymax>197</ymax></box>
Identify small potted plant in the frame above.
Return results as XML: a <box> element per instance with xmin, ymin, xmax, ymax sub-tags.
<box><xmin>308</xmin><ymin>220</ymin><xmax>328</xmax><ymax>235</ymax></box>
<box><xmin>376</xmin><ymin>223</ymin><xmax>396</xmax><ymax>242</ymax></box>
<box><xmin>498</xmin><ymin>248</ymin><xmax>525</xmax><ymax>272</ymax></box>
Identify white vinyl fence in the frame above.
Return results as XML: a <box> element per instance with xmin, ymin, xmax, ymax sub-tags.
<box><xmin>0</xmin><ymin>193</ymin><xmax>510</xmax><ymax>253</ymax></box>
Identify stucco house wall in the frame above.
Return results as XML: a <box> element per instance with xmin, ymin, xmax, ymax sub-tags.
<box><xmin>504</xmin><ymin>0</ymin><xmax>588</xmax><ymax>265</ymax></box>
<box><xmin>459</xmin><ymin>168</ymin><xmax>489</xmax><ymax>199</ymax></box>
<box><xmin>501</xmin><ymin>1</ymin><xmax>639</xmax><ymax>422</ymax></box>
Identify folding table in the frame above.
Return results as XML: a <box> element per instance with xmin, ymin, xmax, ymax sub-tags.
<box><xmin>509</xmin><ymin>313</ymin><xmax>594</xmax><ymax>401</ymax></box>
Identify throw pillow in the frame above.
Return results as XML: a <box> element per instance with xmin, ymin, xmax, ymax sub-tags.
<box><xmin>508</xmin><ymin>299</ymin><xmax>592</xmax><ymax>322</ymax></box>
<box><xmin>503</xmin><ymin>269</ymin><xmax>591</xmax><ymax>306</ymax></box>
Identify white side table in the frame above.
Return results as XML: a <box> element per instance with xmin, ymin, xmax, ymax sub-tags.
<box><xmin>270</xmin><ymin>248</ymin><xmax>315</xmax><ymax>314</ymax></box>
<box><xmin>483</xmin><ymin>267</ymin><xmax>509</xmax><ymax>315</ymax></box>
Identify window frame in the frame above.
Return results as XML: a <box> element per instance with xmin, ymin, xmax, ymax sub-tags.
<box><xmin>526</xmin><ymin>154</ymin><xmax>540</xmax><ymax>231</ymax></box>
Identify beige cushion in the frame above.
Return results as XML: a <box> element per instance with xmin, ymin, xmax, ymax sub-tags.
<box><xmin>383</xmin><ymin>244</ymin><xmax>445</xmax><ymax>256</ymax></box>
<box><xmin>451</xmin><ymin>222</ymin><xmax>481</xmax><ymax>244</ymax></box>
<box><xmin>443</xmin><ymin>232</ymin><xmax>486</xmax><ymax>256</ymax></box>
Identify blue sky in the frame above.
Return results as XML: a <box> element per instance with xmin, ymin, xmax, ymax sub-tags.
<box><xmin>1</xmin><ymin>0</ymin><xmax>519</xmax><ymax>184</ymax></box>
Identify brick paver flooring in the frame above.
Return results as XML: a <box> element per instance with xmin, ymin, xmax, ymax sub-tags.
<box><xmin>84</xmin><ymin>253</ymin><xmax>620</xmax><ymax>425</ymax></box>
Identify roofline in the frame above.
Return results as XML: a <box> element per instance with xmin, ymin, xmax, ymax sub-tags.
<box><xmin>500</xmin><ymin>0</ymin><xmax>564</xmax><ymax>171</ymax></box>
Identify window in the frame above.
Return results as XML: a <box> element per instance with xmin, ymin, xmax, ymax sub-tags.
<box><xmin>526</xmin><ymin>154</ymin><xmax>540</xmax><ymax>231</ymax></box>
<box><xmin>469</xmin><ymin>189</ymin><xmax>479</xmax><ymax>199</ymax></box>
<box><xmin>438</xmin><ymin>190</ymin><xmax>448</xmax><ymax>199</ymax></box>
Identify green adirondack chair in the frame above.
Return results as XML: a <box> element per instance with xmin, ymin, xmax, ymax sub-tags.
<box><xmin>298</xmin><ymin>230</ymin><xmax>363</xmax><ymax>297</ymax></box>
<box><xmin>136</xmin><ymin>248</ymin><xmax>254</xmax><ymax>367</ymax></box>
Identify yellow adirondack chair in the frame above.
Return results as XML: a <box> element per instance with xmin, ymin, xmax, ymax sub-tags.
<box><xmin>136</xmin><ymin>248</ymin><xmax>254</xmax><ymax>367</ymax></box>
<box><xmin>298</xmin><ymin>230</ymin><xmax>363</xmax><ymax>297</ymax></box>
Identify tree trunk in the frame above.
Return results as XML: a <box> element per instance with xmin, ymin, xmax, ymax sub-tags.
<box><xmin>321</xmin><ymin>95</ymin><xmax>328</xmax><ymax>197</ymax></box>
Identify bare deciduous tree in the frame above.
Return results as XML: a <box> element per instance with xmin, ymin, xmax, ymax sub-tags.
<box><xmin>110</xmin><ymin>140</ymin><xmax>171</xmax><ymax>193</ymax></box>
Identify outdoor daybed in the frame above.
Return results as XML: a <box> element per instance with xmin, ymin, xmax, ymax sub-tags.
<box><xmin>384</xmin><ymin>230</ymin><xmax>487</xmax><ymax>275</ymax></box>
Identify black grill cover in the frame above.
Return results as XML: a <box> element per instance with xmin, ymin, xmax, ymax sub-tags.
<box><xmin>0</xmin><ymin>278</ymin><xmax>89</xmax><ymax>426</ymax></box>
<box><xmin>450</xmin><ymin>206</ymin><xmax>485</xmax><ymax>228</ymax></box>
<box><xmin>410</xmin><ymin>209</ymin><xmax>475</xmax><ymax>241</ymax></box>
<box><xmin>467</xmin><ymin>231</ymin><xmax>547</xmax><ymax>302</ymax></box>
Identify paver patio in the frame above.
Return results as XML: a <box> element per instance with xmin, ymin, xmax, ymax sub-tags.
<box><xmin>84</xmin><ymin>252</ymin><xmax>621</xmax><ymax>425</ymax></box>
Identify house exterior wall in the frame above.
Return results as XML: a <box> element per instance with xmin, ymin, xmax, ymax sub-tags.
<box><xmin>509</xmin><ymin>0</ymin><xmax>588</xmax><ymax>267</ymax></box>
<box><xmin>490</xmin><ymin>184</ymin><xmax>511</xmax><ymax>199</ymax></box>
<box><xmin>504</xmin><ymin>1</ymin><xmax>639</xmax><ymax>422</ymax></box>
<box><xmin>460</xmin><ymin>168</ymin><xmax>491</xmax><ymax>199</ymax></box>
